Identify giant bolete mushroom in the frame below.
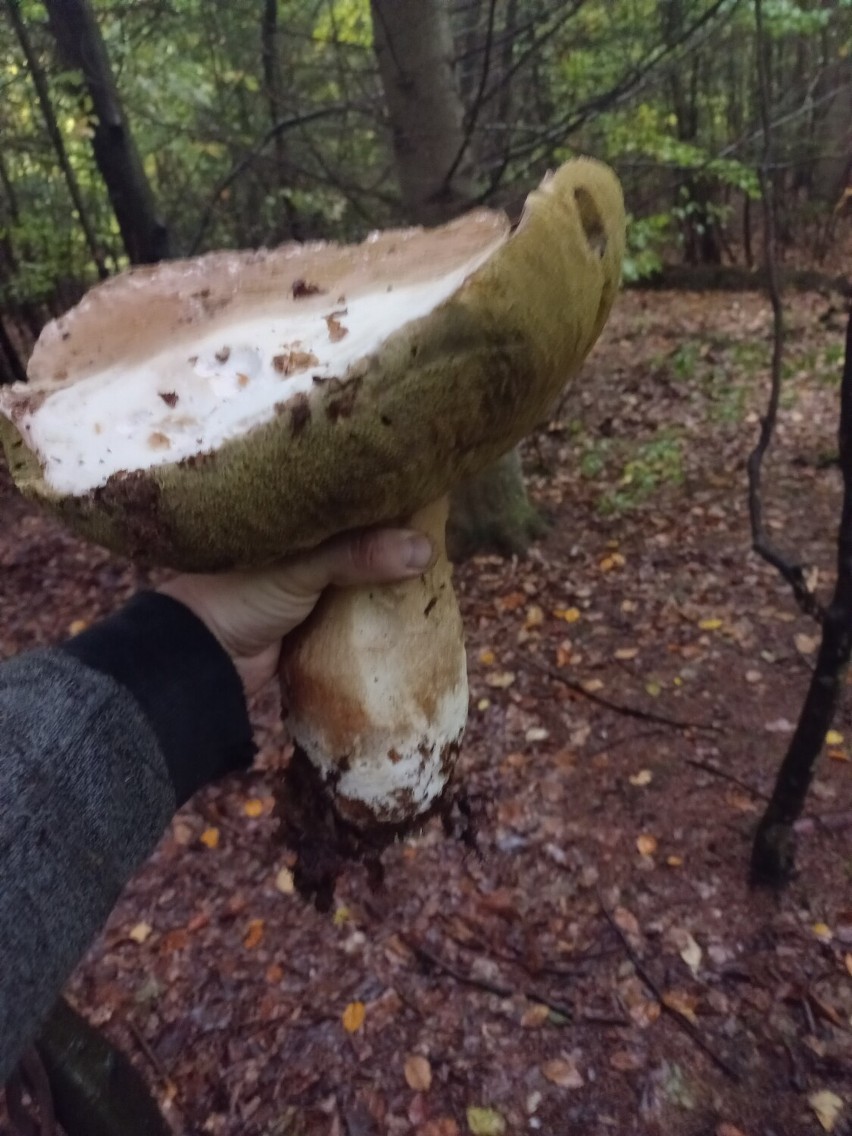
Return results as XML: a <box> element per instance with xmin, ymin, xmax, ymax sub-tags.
<box><xmin>0</xmin><ymin>158</ymin><xmax>625</xmax><ymax>903</ymax></box>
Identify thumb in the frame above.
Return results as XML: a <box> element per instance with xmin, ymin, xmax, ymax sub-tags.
<box><xmin>285</xmin><ymin>528</ymin><xmax>435</xmax><ymax>595</ymax></box>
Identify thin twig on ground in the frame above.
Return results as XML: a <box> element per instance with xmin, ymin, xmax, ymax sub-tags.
<box><xmin>597</xmin><ymin>891</ymin><xmax>741</xmax><ymax>1082</ymax></box>
<box><xmin>525</xmin><ymin>654</ymin><xmax>724</xmax><ymax>733</ymax></box>
<box><xmin>402</xmin><ymin>935</ymin><xmax>628</xmax><ymax>1028</ymax></box>
<box><xmin>126</xmin><ymin>1019</ymin><xmax>169</xmax><ymax>1084</ymax></box>
<box><xmin>684</xmin><ymin>756</ymin><xmax>770</xmax><ymax>800</ymax></box>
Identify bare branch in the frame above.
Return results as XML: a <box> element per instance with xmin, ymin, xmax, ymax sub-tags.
<box><xmin>188</xmin><ymin>105</ymin><xmax>348</xmax><ymax>254</ymax></box>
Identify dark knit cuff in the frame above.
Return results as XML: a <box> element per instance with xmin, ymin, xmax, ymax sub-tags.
<box><xmin>62</xmin><ymin>592</ymin><xmax>255</xmax><ymax>805</ymax></box>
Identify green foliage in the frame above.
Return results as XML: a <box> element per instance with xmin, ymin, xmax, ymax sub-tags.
<box><xmin>623</xmin><ymin>213</ymin><xmax>669</xmax><ymax>282</ymax></box>
<box><xmin>602</xmin><ymin>432</ymin><xmax>685</xmax><ymax>514</ymax></box>
<box><xmin>578</xmin><ymin>430</ymin><xmax>684</xmax><ymax>514</ymax></box>
<box><xmin>0</xmin><ymin>0</ymin><xmax>847</xmax><ymax>317</ymax></box>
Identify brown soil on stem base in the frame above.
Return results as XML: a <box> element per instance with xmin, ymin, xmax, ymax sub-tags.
<box><xmin>2</xmin><ymin>286</ymin><xmax>852</xmax><ymax>1135</ymax></box>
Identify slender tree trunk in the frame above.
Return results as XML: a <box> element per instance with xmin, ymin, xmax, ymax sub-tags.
<box><xmin>0</xmin><ymin>317</ymin><xmax>27</xmax><ymax>384</ymax></box>
<box><xmin>5</xmin><ymin>0</ymin><xmax>108</xmax><ymax>279</ymax></box>
<box><xmin>370</xmin><ymin>0</ymin><xmax>476</xmax><ymax>225</ymax></box>
<box><xmin>370</xmin><ymin>0</ymin><xmax>544</xmax><ymax>559</ymax></box>
<box><xmin>447</xmin><ymin>448</ymin><xmax>548</xmax><ymax>560</ymax></box>
<box><xmin>260</xmin><ymin>0</ymin><xmax>300</xmax><ymax>241</ymax></box>
<box><xmin>751</xmin><ymin>309</ymin><xmax>852</xmax><ymax>887</ymax></box>
<box><xmin>44</xmin><ymin>0</ymin><xmax>170</xmax><ymax>264</ymax></box>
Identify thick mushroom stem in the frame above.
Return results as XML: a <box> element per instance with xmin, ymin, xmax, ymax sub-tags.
<box><xmin>279</xmin><ymin>497</ymin><xmax>468</xmax><ymax>830</ymax></box>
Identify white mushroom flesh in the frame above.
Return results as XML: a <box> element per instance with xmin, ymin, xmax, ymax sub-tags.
<box><xmin>3</xmin><ymin>238</ymin><xmax>502</xmax><ymax>496</ymax></box>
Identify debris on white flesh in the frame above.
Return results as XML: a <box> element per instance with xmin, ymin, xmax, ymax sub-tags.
<box><xmin>1</xmin><ymin>235</ymin><xmax>503</xmax><ymax>496</ymax></box>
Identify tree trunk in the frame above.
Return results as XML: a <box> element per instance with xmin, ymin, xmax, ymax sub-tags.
<box><xmin>662</xmin><ymin>0</ymin><xmax>722</xmax><ymax>265</ymax></box>
<box><xmin>260</xmin><ymin>0</ymin><xmax>300</xmax><ymax>241</ymax></box>
<box><xmin>44</xmin><ymin>0</ymin><xmax>170</xmax><ymax>265</ymax></box>
<box><xmin>370</xmin><ymin>0</ymin><xmax>543</xmax><ymax>559</ymax></box>
<box><xmin>447</xmin><ymin>448</ymin><xmax>548</xmax><ymax>561</ymax></box>
<box><xmin>751</xmin><ymin>309</ymin><xmax>852</xmax><ymax>887</ymax></box>
<box><xmin>5</xmin><ymin>0</ymin><xmax>108</xmax><ymax>280</ymax></box>
<box><xmin>370</xmin><ymin>0</ymin><xmax>476</xmax><ymax>225</ymax></box>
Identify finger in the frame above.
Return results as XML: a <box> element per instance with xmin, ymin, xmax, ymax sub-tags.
<box><xmin>283</xmin><ymin>528</ymin><xmax>434</xmax><ymax>596</ymax></box>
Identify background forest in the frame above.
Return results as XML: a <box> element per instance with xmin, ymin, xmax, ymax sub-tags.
<box><xmin>0</xmin><ymin>0</ymin><xmax>849</xmax><ymax>386</ymax></box>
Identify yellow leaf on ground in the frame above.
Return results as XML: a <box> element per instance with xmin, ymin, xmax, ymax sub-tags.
<box><xmin>404</xmin><ymin>1054</ymin><xmax>432</xmax><ymax>1092</ymax></box>
<box><xmin>199</xmin><ymin>827</ymin><xmax>220</xmax><ymax>849</ymax></box>
<box><xmin>667</xmin><ymin>854</ymin><xmax>684</xmax><ymax>867</ymax></box>
<box><xmin>342</xmin><ymin>1001</ymin><xmax>366</xmax><ymax>1033</ymax></box>
<box><xmin>630</xmin><ymin>769</ymin><xmax>653</xmax><ymax>786</ymax></box>
<box><xmin>466</xmin><ymin>1107</ymin><xmax>506</xmax><ymax>1135</ymax></box>
<box><xmin>554</xmin><ymin>607</ymin><xmax>581</xmax><ymax>623</ymax></box>
<box><xmin>243</xmin><ymin>798</ymin><xmax>264</xmax><ymax>818</ymax></box>
<box><xmin>275</xmin><ymin>867</ymin><xmax>295</xmax><ymax>894</ymax></box>
<box><xmin>827</xmin><ymin>730</ymin><xmax>845</xmax><ymax>746</ymax></box>
<box><xmin>524</xmin><ymin>605</ymin><xmax>544</xmax><ymax>630</ymax></box>
<box><xmin>243</xmin><ymin>918</ymin><xmax>264</xmax><ymax>949</ymax></box>
<box><xmin>809</xmin><ymin>1090</ymin><xmax>843</xmax><ymax>1132</ymax></box>
<box><xmin>128</xmin><ymin>921</ymin><xmax>152</xmax><ymax>944</ymax></box>
<box><xmin>645</xmin><ymin>681</ymin><xmax>662</xmax><ymax>697</ymax></box>
<box><xmin>479</xmin><ymin>648</ymin><xmax>496</xmax><ymax>666</ymax></box>
<box><xmin>68</xmin><ymin>619</ymin><xmax>88</xmax><ymax>636</ymax></box>
<box><xmin>813</xmin><ymin>922</ymin><xmax>833</xmax><ymax>942</ymax></box>
<box><xmin>699</xmin><ymin>618</ymin><xmax>722</xmax><ymax>631</ymax></box>
<box><xmin>541</xmin><ymin>1058</ymin><xmax>584</xmax><ymax>1088</ymax></box>
<box><xmin>828</xmin><ymin>749</ymin><xmax>850</xmax><ymax>762</ymax></box>
<box><xmin>333</xmin><ymin>905</ymin><xmax>350</xmax><ymax>926</ymax></box>
<box><xmin>844</xmin><ymin>953</ymin><xmax>852</xmax><ymax>977</ymax></box>
<box><xmin>477</xmin><ymin>698</ymin><xmax>490</xmax><ymax>710</ymax></box>
<box><xmin>583</xmin><ymin>678</ymin><xmax>604</xmax><ymax>693</ymax></box>
<box><xmin>636</xmin><ymin>834</ymin><xmax>658</xmax><ymax>857</ymax></box>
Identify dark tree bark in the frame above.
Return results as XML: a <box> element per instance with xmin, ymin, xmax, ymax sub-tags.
<box><xmin>370</xmin><ymin>0</ymin><xmax>544</xmax><ymax>559</ymax></box>
<box><xmin>44</xmin><ymin>0</ymin><xmax>170</xmax><ymax>265</ymax></box>
<box><xmin>4</xmin><ymin>0</ymin><xmax>108</xmax><ymax>279</ymax></box>
<box><xmin>260</xmin><ymin>0</ymin><xmax>300</xmax><ymax>241</ymax></box>
<box><xmin>0</xmin><ymin>317</ymin><xmax>27</xmax><ymax>384</ymax></box>
<box><xmin>370</xmin><ymin>0</ymin><xmax>476</xmax><ymax>225</ymax></box>
<box><xmin>751</xmin><ymin>309</ymin><xmax>852</xmax><ymax>887</ymax></box>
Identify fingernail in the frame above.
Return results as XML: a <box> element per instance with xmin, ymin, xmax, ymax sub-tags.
<box><xmin>403</xmin><ymin>534</ymin><xmax>433</xmax><ymax>570</ymax></box>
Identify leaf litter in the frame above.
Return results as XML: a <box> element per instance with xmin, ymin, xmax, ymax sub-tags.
<box><xmin>1</xmin><ymin>287</ymin><xmax>852</xmax><ymax>1133</ymax></box>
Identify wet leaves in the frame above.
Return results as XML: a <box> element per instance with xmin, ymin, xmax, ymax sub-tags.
<box><xmin>3</xmin><ymin>289</ymin><xmax>852</xmax><ymax>1135</ymax></box>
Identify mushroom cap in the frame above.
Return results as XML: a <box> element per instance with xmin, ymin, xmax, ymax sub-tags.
<box><xmin>0</xmin><ymin>158</ymin><xmax>624</xmax><ymax>570</ymax></box>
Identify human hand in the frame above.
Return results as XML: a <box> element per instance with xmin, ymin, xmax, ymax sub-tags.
<box><xmin>158</xmin><ymin>528</ymin><xmax>434</xmax><ymax>697</ymax></box>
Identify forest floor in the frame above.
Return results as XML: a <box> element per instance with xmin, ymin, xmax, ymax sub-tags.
<box><xmin>2</xmin><ymin>285</ymin><xmax>852</xmax><ymax>1136</ymax></box>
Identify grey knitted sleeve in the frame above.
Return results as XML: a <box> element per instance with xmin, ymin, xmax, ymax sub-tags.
<box><xmin>0</xmin><ymin>649</ymin><xmax>175</xmax><ymax>1083</ymax></box>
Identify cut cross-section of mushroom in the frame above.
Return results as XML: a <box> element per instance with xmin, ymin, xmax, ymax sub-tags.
<box><xmin>0</xmin><ymin>157</ymin><xmax>626</xmax><ymax>901</ymax></box>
